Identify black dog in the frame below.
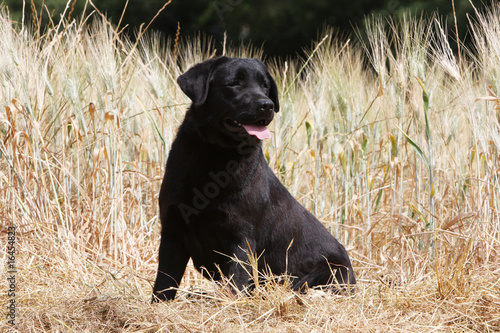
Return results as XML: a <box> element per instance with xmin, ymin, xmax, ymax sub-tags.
<box><xmin>152</xmin><ymin>57</ymin><xmax>355</xmax><ymax>301</ymax></box>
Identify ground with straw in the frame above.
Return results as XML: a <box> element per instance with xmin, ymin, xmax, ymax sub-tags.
<box><xmin>1</xmin><ymin>2</ymin><xmax>499</xmax><ymax>332</ymax></box>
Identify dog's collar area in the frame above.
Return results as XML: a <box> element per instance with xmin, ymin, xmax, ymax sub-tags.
<box><xmin>223</xmin><ymin>117</ymin><xmax>272</xmax><ymax>140</ymax></box>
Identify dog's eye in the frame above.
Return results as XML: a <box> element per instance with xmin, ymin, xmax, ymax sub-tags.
<box><xmin>261</xmin><ymin>83</ymin><xmax>269</xmax><ymax>89</ymax></box>
<box><xmin>228</xmin><ymin>81</ymin><xmax>241</xmax><ymax>87</ymax></box>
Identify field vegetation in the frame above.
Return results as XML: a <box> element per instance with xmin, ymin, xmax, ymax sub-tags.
<box><xmin>1</xmin><ymin>1</ymin><xmax>499</xmax><ymax>331</ymax></box>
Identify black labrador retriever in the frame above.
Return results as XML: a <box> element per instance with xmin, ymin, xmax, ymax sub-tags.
<box><xmin>152</xmin><ymin>56</ymin><xmax>355</xmax><ymax>301</ymax></box>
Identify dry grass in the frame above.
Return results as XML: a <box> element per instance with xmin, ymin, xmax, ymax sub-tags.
<box><xmin>1</xmin><ymin>1</ymin><xmax>500</xmax><ymax>331</ymax></box>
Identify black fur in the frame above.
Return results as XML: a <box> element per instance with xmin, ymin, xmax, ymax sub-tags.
<box><xmin>152</xmin><ymin>57</ymin><xmax>355</xmax><ymax>301</ymax></box>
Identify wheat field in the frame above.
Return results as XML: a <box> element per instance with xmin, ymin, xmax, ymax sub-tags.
<box><xmin>0</xmin><ymin>1</ymin><xmax>499</xmax><ymax>332</ymax></box>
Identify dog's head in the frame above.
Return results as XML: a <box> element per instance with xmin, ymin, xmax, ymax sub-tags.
<box><xmin>177</xmin><ymin>57</ymin><xmax>279</xmax><ymax>146</ymax></box>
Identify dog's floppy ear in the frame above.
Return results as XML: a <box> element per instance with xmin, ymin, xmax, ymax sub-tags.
<box><xmin>254</xmin><ymin>59</ymin><xmax>280</xmax><ymax>113</ymax></box>
<box><xmin>177</xmin><ymin>57</ymin><xmax>229</xmax><ymax>106</ymax></box>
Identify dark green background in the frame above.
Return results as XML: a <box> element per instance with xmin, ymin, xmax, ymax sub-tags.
<box><xmin>1</xmin><ymin>0</ymin><xmax>485</xmax><ymax>56</ymax></box>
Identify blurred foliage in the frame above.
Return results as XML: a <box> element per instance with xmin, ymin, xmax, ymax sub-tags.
<box><xmin>1</xmin><ymin>0</ymin><xmax>485</xmax><ymax>56</ymax></box>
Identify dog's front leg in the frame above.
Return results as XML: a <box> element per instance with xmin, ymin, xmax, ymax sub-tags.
<box><xmin>152</xmin><ymin>229</ymin><xmax>190</xmax><ymax>302</ymax></box>
<box><xmin>225</xmin><ymin>239</ymin><xmax>257</xmax><ymax>293</ymax></box>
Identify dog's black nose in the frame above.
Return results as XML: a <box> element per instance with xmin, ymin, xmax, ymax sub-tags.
<box><xmin>259</xmin><ymin>100</ymin><xmax>275</xmax><ymax>113</ymax></box>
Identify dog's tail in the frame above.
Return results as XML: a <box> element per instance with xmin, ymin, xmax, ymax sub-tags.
<box><xmin>292</xmin><ymin>261</ymin><xmax>356</xmax><ymax>294</ymax></box>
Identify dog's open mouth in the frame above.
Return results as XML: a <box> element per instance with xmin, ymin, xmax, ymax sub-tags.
<box><xmin>224</xmin><ymin>118</ymin><xmax>271</xmax><ymax>140</ymax></box>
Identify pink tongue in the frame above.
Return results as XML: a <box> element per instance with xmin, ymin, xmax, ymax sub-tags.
<box><xmin>242</xmin><ymin>124</ymin><xmax>271</xmax><ymax>140</ymax></box>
